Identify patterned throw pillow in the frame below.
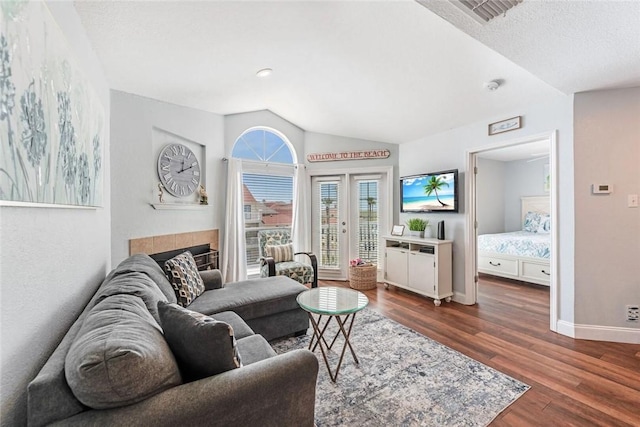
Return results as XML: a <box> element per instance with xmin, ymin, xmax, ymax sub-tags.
<box><xmin>265</xmin><ymin>243</ymin><xmax>294</xmax><ymax>262</ymax></box>
<box><xmin>164</xmin><ymin>251</ymin><xmax>205</xmax><ymax>307</ymax></box>
<box><xmin>537</xmin><ymin>214</ymin><xmax>551</xmax><ymax>234</ymax></box>
<box><xmin>523</xmin><ymin>211</ymin><xmax>541</xmax><ymax>233</ymax></box>
<box><xmin>157</xmin><ymin>302</ymin><xmax>242</xmax><ymax>381</ymax></box>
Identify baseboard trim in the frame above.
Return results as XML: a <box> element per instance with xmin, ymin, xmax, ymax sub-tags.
<box><xmin>557</xmin><ymin>320</ymin><xmax>640</xmax><ymax>344</ymax></box>
<box><xmin>453</xmin><ymin>291</ymin><xmax>472</xmax><ymax>305</ymax></box>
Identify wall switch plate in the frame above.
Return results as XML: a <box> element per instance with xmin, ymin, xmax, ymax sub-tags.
<box><xmin>627</xmin><ymin>305</ymin><xmax>639</xmax><ymax>322</ymax></box>
<box><xmin>628</xmin><ymin>194</ymin><xmax>638</xmax><ymax>208</ymax></box>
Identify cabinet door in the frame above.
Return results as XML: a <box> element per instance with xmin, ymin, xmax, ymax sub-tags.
<box><xmin>408</xmin><ymin>252</ymin><xmax>435</xmax><ymax>295</ymax></box>
<box><xmin>385</xmin><ymin>248</ymin><xmax>408</xmax><ymax>285</ymax></box>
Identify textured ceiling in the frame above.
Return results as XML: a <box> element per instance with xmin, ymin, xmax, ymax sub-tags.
<box><xmin>418</xmin><ymin>0</ymin><xmax>640</xmax><ymax>94</ymax></box>
<box><xmin>73</xmin><ymin>1</ymin><xmax>638</xmax><ymax>144</ymax></box>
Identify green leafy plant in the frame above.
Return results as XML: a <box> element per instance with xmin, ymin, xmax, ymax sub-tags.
<box><xmin>406</xmin><ymin>218</ymin><xmax>429</xmax><ymax>231</ymax></box>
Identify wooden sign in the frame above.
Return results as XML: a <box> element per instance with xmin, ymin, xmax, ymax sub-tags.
<box><xmin>307</xmin><ymin>149</ymin><xmax>390</xmax><ymax>163</ymax></box>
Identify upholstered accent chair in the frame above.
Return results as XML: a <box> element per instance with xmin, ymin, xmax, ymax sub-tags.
<box><xmin>257</xmin><ymin>229</ymin><xmax>318</xmax><ymax>288</ymax></box>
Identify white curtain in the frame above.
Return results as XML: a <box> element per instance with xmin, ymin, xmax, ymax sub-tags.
<box><xmin>291</xmin><ymin>164</ymin><xmax>310</xmax><ymax>260</ymax></box>
<box><xmin>222</xmin><ymin>158</ymin><xmax>247</xmax><ymax>282</ymax></box>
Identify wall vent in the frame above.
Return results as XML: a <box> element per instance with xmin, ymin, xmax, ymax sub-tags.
<box><xmin>451</xmin><ymin>0</ymin><xmax>524</xmax><ymax>24</ymax></box>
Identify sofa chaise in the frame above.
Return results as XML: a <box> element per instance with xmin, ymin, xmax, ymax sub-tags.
<box><xmin>27</xmin><ymin>253</ymin><xmax>318</xmax><ymax>426</ymax></box>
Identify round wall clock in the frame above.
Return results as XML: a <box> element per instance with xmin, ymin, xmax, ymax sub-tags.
<box><xmin>157</xmin><ymin>143</ymin><xmax>201</xmax><ymax>197</ymax></box>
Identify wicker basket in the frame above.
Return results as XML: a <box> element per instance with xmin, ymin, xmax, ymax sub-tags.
<box><xmin>349</xmin><ymin>264</ymin><xmax>378</xmax><ymax>290</ymax></box>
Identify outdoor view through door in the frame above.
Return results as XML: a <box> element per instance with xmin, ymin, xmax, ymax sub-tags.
<box><xmin>232</xmin><ymin>128</ymin><xmax>295</xmax><ymax>275</ymax></box>
<box><xmin>313</xmin><ymin>174</ymin><xmax>382</xmax><ymax>279</ymax></box>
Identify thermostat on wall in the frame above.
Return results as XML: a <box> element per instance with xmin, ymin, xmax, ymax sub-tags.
<box><xmin>592</xmin><ymin>184</ymin><xmax>612</xmax><ymax>194</ymax></box>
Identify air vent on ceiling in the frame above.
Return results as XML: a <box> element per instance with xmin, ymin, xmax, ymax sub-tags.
<box><xmin>451</xmin><ymin>0</ymin><xmax>524</xmax><ymax>24</ymax></box>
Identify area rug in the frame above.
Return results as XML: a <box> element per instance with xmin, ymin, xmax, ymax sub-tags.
<box><xmin>272</xmin><ymin>308</ymin><xmax>529</xmax><ymax>427</ymax></box>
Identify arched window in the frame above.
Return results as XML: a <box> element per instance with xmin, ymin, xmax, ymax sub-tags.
<box><xmin>232</xmin><ymin>128</ymin><xmax>296</xmax><ymax>163</ymax></box>
<box><xmin>231</xmin><ymin>128</ymin><xmax>296</xmax><ymax>274</ymax></box>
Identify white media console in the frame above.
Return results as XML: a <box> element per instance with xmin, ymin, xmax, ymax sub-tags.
<box><xmin>382</xmin><ymin>235</ymin><xmax>453</xmax><ymax>306</ymax></box>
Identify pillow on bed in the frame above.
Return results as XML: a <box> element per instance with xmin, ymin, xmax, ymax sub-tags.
<box><xmin>523</xmin><ymin>211</ymin><xmax>541</xmax><ymax>232</ymax></box>
<box><xmin>537</xmin><ymin>214</ymin><xmax>551</xmax><ymax>234</ymax></box>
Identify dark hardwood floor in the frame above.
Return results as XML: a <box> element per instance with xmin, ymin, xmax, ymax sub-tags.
<box><xmin>320</xmin><ymin>275</ymin><xmax>640</xmax><ymax>426</ymax></box>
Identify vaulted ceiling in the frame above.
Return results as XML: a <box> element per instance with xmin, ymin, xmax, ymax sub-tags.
<box><xmin>74</xmin><ymin>0</ymin><xmax>640</xmax><ymax>144</ymax></box>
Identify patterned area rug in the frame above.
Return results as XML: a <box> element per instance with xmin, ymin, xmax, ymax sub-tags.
<box><xmin>272</xmin><ymin>308</ymin><xmax>529</xmax><ymax>427</ymax></box>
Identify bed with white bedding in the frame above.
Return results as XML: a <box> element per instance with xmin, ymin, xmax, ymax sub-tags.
<box><xmin>478</xmin><ymin>196</ymin><xmax>551</xmax><ymax>286</ymax></box>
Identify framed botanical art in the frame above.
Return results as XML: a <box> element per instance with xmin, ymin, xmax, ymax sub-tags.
<box><xmin>0</xmin><ymin>1</ymin><xmax>105</xmax><ymax>208</ymax></box>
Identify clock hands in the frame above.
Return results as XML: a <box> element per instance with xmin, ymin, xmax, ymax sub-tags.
<box><xmin>177</xmin><ymin>164</ymin><xmax>196</xmax><ymax>174</ymax></box>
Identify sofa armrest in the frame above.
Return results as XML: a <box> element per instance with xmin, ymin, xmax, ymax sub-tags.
<box><xmin>199</xmin><ymin>269</ymin><xmax>223</xmax><ymax>290</ymax></box>
<box><xmin>55</xmin><ymin>349</ymin><xmax>319</xmax><ymax>427</ymax></box>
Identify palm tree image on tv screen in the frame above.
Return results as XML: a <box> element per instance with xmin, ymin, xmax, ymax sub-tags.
<box><xmin>401</xmin><ymin>170</ymin><xmax>458</xmax><ymax>213</ymax></box>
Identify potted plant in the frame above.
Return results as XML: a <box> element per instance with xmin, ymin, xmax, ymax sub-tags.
<box><xmin>406</xmin><ymin>218</ymin><xmax>429</xmax><ymax>238</ymax></box>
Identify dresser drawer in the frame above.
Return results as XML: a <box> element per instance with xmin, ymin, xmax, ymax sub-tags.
<box><xmin>521</xmin><ymin>261</ymin><xmax>551</xmax><ymax>284</ymax></box>
<box><xmin>478</xmin><ymin>255</ymin><xmax>518</xmax><ymax>276</ymax></box>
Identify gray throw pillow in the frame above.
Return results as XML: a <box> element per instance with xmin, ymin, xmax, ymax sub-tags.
<box><xmin>158</xmin><ymin>301</ymin><xmax>242</xmax><ymax>381</ymax></box>
<box><xmin>164</xmin><ymin>251</ymin><xmax>205</xmax><ymax>307</ymax></box>
<box><xmin>65</xmin><ymin>295</ymin><xmax>182</xmax><ymax>409</ymax></box>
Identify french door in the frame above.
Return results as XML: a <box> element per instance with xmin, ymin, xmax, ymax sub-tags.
<box><xmin>310</xmin><ymin>168</ymin><xmax>391</xmax><ymax>280</ymax></box>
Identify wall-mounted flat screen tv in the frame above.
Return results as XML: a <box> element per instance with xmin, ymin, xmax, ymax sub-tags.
<box><xmin>400</xmin><ymin>169</ymin><xmax>459</xmax><ymax>213</ymax></box>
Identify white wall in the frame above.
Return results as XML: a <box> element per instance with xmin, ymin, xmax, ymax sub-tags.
<box><xmin>305</xmin><ymin>131</ymin><xmax>399</xmax><ymax>224</ymax></box>
<box><xmin>476</xmin><ymin>158</ymin><xmax>506</xmax><ymax>234</ymax></box>
<box><xmin>110</xmin><ymin>91</ymin><xmax>225</xmax><ymax>265</ymax></box>
<box><xmin>573</xmin><ymin>87</ymin><xmax>640</xmax><ymax>331</ymax></box>
<box><xmin>504</xmin><ymin>158</ymin><xmax>549</xmax><ymax>231</ymax></box>
<box><xmin>400</xmin><ymin>95</ymin><xmax>574</xmax><ymax>325</ymax></box>
<box><xmin>0</xmin><ymin>3</ymin><xmax>111</xmax><ymax>425</ymax></box>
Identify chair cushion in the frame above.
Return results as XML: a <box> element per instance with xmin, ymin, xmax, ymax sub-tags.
<box><xmin>65</xmin><ymin>295</ymin><xmax>182</xmax><ymax>409</ymax></box>
<box><xmin>265</xmin><ymin>243</ymin><xmax>294</xmax><ymax>262</ymax></box>
<box><xmin>260</xmin><ymin>261</ymin><xmax>314</xmax><ymax>285</ymax></box>
<box><xmin>158</xmin><ymin>302</ymin><xmax>242</xmax><ymax>381</ymax></box>
<box><xmin>164</xmin><ymin>251</ymin><xmax>205</xmax><ymax>307</ymax></box>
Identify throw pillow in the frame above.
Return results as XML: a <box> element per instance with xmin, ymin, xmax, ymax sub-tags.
<box><xmin>537</xmin><ymin>214</ymin><xmax>551</xmax><ymax>234</ymax></box>
<box><xmin>158</xmin><ymin>301</ymin><xmax>242</xmax><ymax>381</ymax></box>
<box><xmin>523</xmin><ymin>211</ymin><xmax>541</xmax><ymax>233</ymax></box>
<box><xmin>265</xmin><ymin>243</ymin><xmax>294</xmax><ymax>262</ymax></box>
<box><xmin>164</xmin><ymin>251</ymin><xmax>205</xmax><ymax>307</ymax></box>
<box><xmin>65</xmin><ymin>295</ymin><xmax>182</xmax><ymax>409</ymax></box>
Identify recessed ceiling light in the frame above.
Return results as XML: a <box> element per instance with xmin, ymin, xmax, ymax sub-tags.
<box><xmin>256</xmin><ymin>68</ymin><xmax>273</xmax><ymax>78</ymax></box>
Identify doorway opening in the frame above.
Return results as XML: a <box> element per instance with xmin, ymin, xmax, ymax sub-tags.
<box><xmin>465</xmin><ymin>131</ymin><xmax>559</xmax><ymax>332</ymax></box>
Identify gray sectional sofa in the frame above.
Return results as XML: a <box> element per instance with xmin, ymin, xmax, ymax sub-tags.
<box><xmin>27</xmin><ymin>253</ymin><xmax>318</xmax><ymax>426</ymax></box>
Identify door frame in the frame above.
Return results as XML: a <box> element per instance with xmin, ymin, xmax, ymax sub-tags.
<box><xmin>308</xmin><ymin>165</ymin><xmax>394</xmax><ymax>280</ymax></box>
<box><xmin>464</xmin><ymin>130</ymin><xmax>559</xmax><ymax>332</ymax></box>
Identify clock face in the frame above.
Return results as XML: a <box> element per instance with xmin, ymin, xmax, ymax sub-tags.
<box><xmin>157</xmin><ymin>143</ymin><xmax>201</xmax><ymax>197</ymax></box>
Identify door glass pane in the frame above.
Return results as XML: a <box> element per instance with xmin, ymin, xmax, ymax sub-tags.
<box><xmin>358</xmin><ymin>181</ymin><xmax>379</xmax><ymax>264</ymax></box>
<box><xmin>318</xmin><ymin>181</ymin><xmax>340</xmax><ymax>268</ymax></box>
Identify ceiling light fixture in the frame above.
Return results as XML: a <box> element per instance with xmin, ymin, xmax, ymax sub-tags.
<box><xmin>485</xmin><ymin>80</ymin><xmax>501</xmax><ymax>91</ymax></box>
<box><xmin>256</xmin><ymin>68</ymin><xmax>273</xmax><ymax>78</ymax></box>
